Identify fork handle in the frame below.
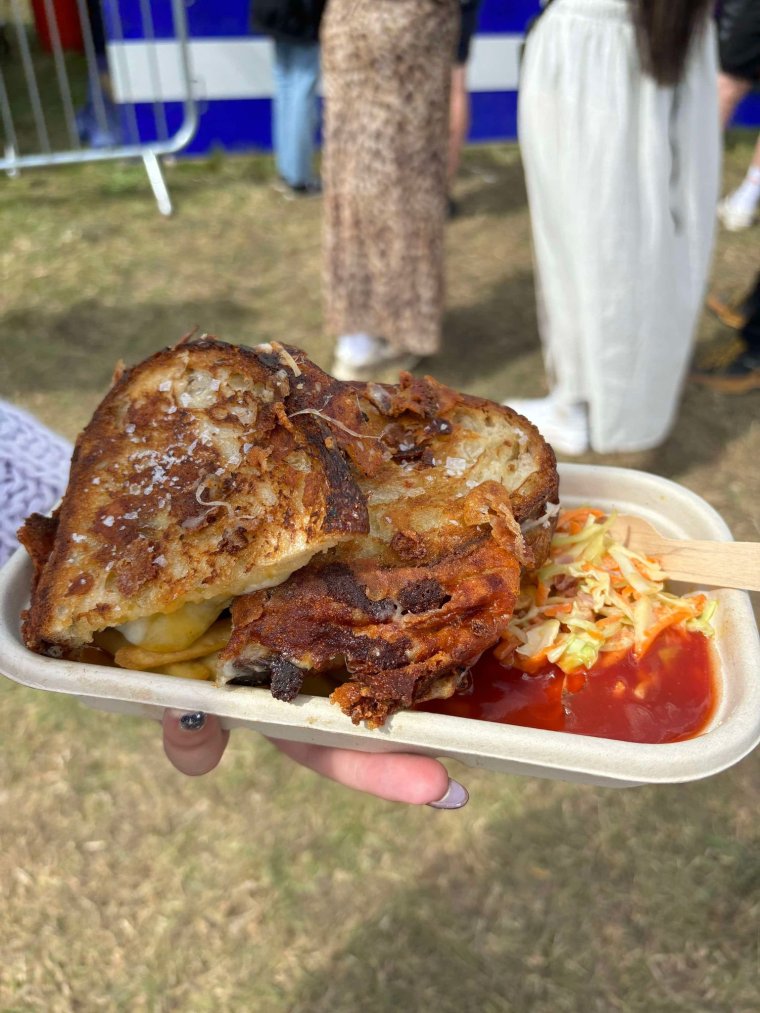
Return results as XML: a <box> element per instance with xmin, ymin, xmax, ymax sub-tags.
<box><xmin>633</xmin><ymin>537</ymin><xmax>760</xmax><ymax>592</ymax></box>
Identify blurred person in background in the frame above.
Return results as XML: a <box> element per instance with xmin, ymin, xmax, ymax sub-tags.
<box><xmin>0</xmin><ymin>4</ymin><xmax>9</xmax><ymax>58</ymax></box>
<box><xmin>323</xmin><ymin>0</ymin><xmax>460</xmax><ymax>381</ymax></box>
<box><xmin>695</xmin><ymin>0</ymin><xmax>759</xmax><ymax>387</ymax></box>
<box><xmin>252</xmin><ymin>0</ymin><xmax>325</xmax><ymax>196</ymax></box>
<box><xmin>447</xmin><ymin>0</ymin><xmax>481</xmax><ymax>217</ymax></box>
<box><xmin>715</xmin><ymin>0</ymin><xmax>760</xmax><ymax>231</ymax></box>
<box><xmin>76</xmin><ymin>0</ymin><xmax>124</xmax><ymax>148</ymax></box>
<box><xmin>507</xmin><ymin>0</ymin><xmax>719</xmax><ymax>455</ymax></box>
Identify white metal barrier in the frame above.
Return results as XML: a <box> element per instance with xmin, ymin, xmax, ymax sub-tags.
<box><xmin>0</xmin><ymin>0</ymin><xmax>197</xmax><ymax>214</ymax></box>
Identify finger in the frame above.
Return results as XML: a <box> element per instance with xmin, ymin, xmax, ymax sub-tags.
<box><xmin>272</xmin><ymin>739</ymin><xmax>467</xmax><ymax>808</ymax></box>
<box><xmin>162</xmin><ymin>710</ymin><xmax>229</xmax><ymax>776</ymax></box>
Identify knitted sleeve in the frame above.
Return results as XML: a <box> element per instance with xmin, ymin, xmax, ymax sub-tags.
<box><xmin>0</xmin><ymin>401</ymin><xmax>72</xmax><ymax>568</ymax></box>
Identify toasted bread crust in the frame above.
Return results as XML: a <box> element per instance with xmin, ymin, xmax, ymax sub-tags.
<box><xmin>287</xmin><ymin>371</ymin><xmax>558</xmax><ymax>541</ymax></box>
<box><xmin>22</xmin><ymin>338</ymin><xmax>368</xmax><ymax>654</ymax></box>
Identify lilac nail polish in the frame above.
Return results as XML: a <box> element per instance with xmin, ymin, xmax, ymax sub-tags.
<box><xmin>427</xmin><ymin>778</ymin><xmax>469</xmax><ymax>810</ymax></box>
<box><xmin>179</xmin><ymin>711</ymin><xmax>207</xmax><ymax>732</ymax></box>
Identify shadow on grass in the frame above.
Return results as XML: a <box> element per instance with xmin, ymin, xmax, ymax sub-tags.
<box><xmin>284</xmin><ymin>763</ymin><xmax>760</xmax><ymax>1013</ymax></box>
<box><xmin>643</xmin><ymin>382</ymin><xmax>756</xmax><ymax>480</ymax></box>
<box><xmin>0</xmin><ymin>298</ymin><xmax>260</xmax><ymax>398</ymax></box>
<box><xmin>454</xmin><ymin>151</ymin><xmax>530</xmax><ymax>220</ymax></box>
<box><xmin>430</xmin><ymin>270</ymin><xmax>544</xmax><ymax>395</ymax></box>
<box><xmin>584</xmin><ymin>372</ymin><xmax>759</xmax><ymax>491</ymax></box>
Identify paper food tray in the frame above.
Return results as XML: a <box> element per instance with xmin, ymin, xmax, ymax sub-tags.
<box><xmin>1</xmin><ymin>463</ymin><xmax>759</xmax><ymax>789</ymax></box>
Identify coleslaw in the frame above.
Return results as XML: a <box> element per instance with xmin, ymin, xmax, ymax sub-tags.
<box><xmin>497</xmin><ymin>508</ymin><xmax>716</xmax><ymax>675</ymax></box>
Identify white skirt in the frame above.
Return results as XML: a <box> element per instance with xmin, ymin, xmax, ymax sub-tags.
<box><xmin>519</xmin><ymin>0</ymin><xmax>720</xmax><ymax>453</ymax></box>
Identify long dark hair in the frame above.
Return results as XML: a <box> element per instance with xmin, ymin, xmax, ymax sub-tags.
<box><xmin>634</xmin><ymin>0</ymin><xmax>714</xmax><ymax>86</ymax></box>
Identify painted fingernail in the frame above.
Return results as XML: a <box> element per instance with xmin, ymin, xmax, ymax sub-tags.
<box><xmin>427</xmin><ymin>778</ymin><xmax>469</xmax><ymax>810</ymax></box>
<box><xmin>179</xmin><ymin>711</ymin><xmax>207</xmax><ymax>732</ymax></box>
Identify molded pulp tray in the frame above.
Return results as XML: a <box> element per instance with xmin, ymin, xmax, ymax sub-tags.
<box><xmin>1</xmin><ymin>463</ymin><xmax>759</xmax><ymax>788</ymax></box>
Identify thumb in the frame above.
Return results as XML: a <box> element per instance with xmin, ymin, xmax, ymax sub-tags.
<box><xmin>162</xmin><ymin>710</ymin><xmax>229</xmax><ymax>776</ymax></box>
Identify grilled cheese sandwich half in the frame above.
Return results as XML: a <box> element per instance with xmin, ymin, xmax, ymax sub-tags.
<box><xmin>20</xmin><ymin>338</ymin><xmax>368</xmax><ymax>658</ymax></box>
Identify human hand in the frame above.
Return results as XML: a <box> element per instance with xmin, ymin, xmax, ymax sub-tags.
<box><xmin>162</xmin><ymin>710</ymin><xmax>468</xmax><ymax>809</ymax></box>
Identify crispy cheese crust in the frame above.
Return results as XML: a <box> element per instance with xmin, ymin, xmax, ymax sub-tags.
<box><xmin>219</xmin><ymin>372</ymin><xmax>559</xmax><ymax>726</ymax></box>
<box><xmin>21</xmin><ymin>339</ymin><xmax>368</xmax><ymax>655</ymax></box>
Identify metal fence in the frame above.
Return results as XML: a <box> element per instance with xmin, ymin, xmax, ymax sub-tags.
<box><xmin>0</xmin><ymin>0</ymin><xmax>197</xmax><ymax>214</ymax></box>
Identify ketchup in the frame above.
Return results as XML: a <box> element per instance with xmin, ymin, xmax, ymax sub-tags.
<box><xmin>420</xmin><ymin>627</ymin><xmax>717</xmax><ymax>744</ymax></box>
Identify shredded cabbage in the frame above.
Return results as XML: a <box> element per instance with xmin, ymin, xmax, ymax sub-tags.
<box><xmin>496</xmin><ymin>508</ymin><xmax>716</xmax><ymax>675</ymax></box>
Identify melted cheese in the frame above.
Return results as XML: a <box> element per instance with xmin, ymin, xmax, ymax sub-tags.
<box><xmin>156</xmin><ymin>654</ymin><xmax>220</xmax><ymax>681</ymax></box>
<box><xmin>116</xmin><ymin>597</ymin><xmax>229</xmax><ymax>653</ymax></box>
<box><xmin>114</xmin><ymin>618</ymin><xmax>231</xmax><ymax>671</ymax></box>
<box><xmin>111</xmin><ymin>548</ymin><xmax>328</xmax><ymax>658</ymax></box>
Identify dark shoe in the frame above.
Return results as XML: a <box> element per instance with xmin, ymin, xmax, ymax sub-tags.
<box><xmin>290</xmin><ymin>180</ymin><xmax>322</xmax><ymax>197</ymax></box>
<box><xmin>691</xmin><ymin>342</ymin><xmax>760</xmax><ymax>394</ymax></box>
<box><xmin>273</xmin><ymin>177</ymin><xmax>322</xmax><ymax>200</ymax></box>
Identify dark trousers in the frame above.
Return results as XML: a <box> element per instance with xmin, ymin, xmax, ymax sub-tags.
<box><xmin>743</xmin><ymin>273</ymin><xmax>760</xmax><ymax>352</ymax></box>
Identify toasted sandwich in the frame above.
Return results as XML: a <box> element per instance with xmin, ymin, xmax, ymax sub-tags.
<box><xmin>20</xmin><ymin>338</ymin><xmax>368</xmax><ymax>660</ymax></box>
<box><xmin>20</xmin><ymin>339</ymin><xmax>559</xmax><ymax>727</ymax></box>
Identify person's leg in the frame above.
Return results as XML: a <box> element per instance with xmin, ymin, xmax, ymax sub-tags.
<box><xmin>324</xmin><ymin>0</ymin><xmax>457</xmax><ymax>376</ymax></box>
<box><xmin>448</xmin><ymin>64</ymin><xmax>469</xmax><ymax>186</ymax></box>
<box><xmin>514</xmin><ymin>2</ymin><xmax>719</xmax><ymax>454</ymax></box>
<box><xmin>715</xmin><ymin>0</ymin><xmax>760</xmax><ymax>226</ymax></box>
<box><xmin>448</xmin><ymin>1</ymin><xmax>477</xmax><ymax>212</ymax></box>
<box><xmin>743</xmin><ymin>274</ymin><xmax>760</xmax><ymax>355</ymax></box>
<box><xmin>509</xmin><ymin>7</ymin><xmax>591</xmax><ymax>454</ymax></box>
<box><xmin>272</xmin><ymin>39</ymin><xmax>293</xmax><ymax>184</ymax></box>
<box><xmin>718</xmin><ymin>70</ymin><xmax>751</xmax><ymax>129</ymax></box>
<box><xmin>284</xmin><ymin>41</ymin><xmax>320</xmax><ymax>188</ymax></box>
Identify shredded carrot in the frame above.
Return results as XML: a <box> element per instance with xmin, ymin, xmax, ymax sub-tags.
<box><xmin>556</xmin><ymin>507</ymin><xmax>604</xmax><ymax>534</ymax></box>
<box><xmin>511</xmin><ymin>652</ymin><xmax>553</xmax><ymax>675</ymax></box>
<box><xmin>543</xmin><ymin>603</ymin><xmax>573</xmax><ymax>617</ymax></box>
<box><xmin>499</xmin><ymin>508</ymin><xmax>716</xmax><ymax>678</ymax></box>
<box><xmin>636</xmin><ymin>608</ymin><xmax>694</xmax><ymax>658</ymax></box>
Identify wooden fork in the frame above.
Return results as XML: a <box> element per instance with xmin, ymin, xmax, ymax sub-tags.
<box><xmin>608</xmin><ymin>514</ymin><xmax>760</xmax><ymax>592</ymax></box>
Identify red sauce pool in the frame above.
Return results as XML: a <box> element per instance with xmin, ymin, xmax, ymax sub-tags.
<box><xmin>420</xmin><ymin>627</ymin><xmax>718</xmax><ymax>744</ymax></box>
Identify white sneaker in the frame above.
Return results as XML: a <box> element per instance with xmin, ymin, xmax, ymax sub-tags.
<box><xmin>332</xmin><ymin>334</ymin><xmax>420</xmax><ymax>381</ymax></box>
<box><xmin>335</xmin><ymin>333</ymin><xmax>390</xmax><ymax>368</ymax></box>
<box><xmin>504</xmin><ymin>396</ymin><xmax>590</xmax><ymax>456</ymax></box>
<box><xmin>717</xmin><ymin>195</ymin><xmax>757</xmax><ymax>232</ymax></box>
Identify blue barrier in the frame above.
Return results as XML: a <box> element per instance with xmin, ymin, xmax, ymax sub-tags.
<box><xmin>105</xmin><ymin>0</ymin><xmax>758</xmax><ymax>155</ymax></box>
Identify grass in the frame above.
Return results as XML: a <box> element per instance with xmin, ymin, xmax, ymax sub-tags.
<box><xmin>1</xmin><ymin>131</ymin><xmax>759</xmax><ymax>1011</ymax></box>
